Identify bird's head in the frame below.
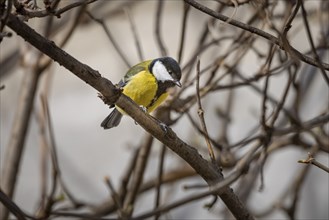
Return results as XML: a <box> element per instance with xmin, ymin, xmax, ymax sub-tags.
<box><xmin>149</xmin><ymin>57</ymin><xmax>182</xmax><ymax>87</ymax></box>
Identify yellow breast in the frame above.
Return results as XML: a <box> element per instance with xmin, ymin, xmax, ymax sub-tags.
<box><xmin>120</xmin><ymin>71</ymin><xmax>158</xmax><ymax>112</ymax></box>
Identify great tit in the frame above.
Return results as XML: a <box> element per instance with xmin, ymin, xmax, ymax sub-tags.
<box><xmin>101</xmin><ymin>57</ymin><xmax>182</xmax><ymax>129</ymax></box>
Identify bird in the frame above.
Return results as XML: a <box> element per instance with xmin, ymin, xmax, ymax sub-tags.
<box><xmin>101</xmin><ymin>57</ymin><xmax>182</xmax><ymax>129</ymax></box>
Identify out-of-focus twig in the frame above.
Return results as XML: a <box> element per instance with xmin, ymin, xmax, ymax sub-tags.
<box><xmin>124</xmin><ymin>7</ymin><xmax>144</xmax><ymax>61</ymax></box>
<box><xmin>0</xmin><ymin>0</ymin><xmax>12</xmax><ymax>41</ymax></box>
<box><xmin>86</xmin><ymin>11</ymin><xmax>131</xmax><ymax>68</ymax></box>
<box><xmin>298</xmin><ymin>152</ymin><xmax>329</xmax><ymax>173</ymax></box>
<box><xmin>154</xmin><ymin>145</ymin><xmax>167</xmax><ymax>220</ymax></box>
<box><xmin>155</xmin><ymin>0</ymin><xmax>167</xmax><ymax>56</ymax></box>
<box><xmin>0</xmin><ymin>45</ymin><xmax>42</xmax><ymax>220</ymax></box>
<box><xmin>122</xmin><ymin>134</ymin><xmax>154</xmax><ymax>218</ymax></box>
<box><xmin>0</xmin><ymin>188</ymin><xmax>28</xmax><ymax>220</ymax></box>
<box><xmin>11</xmin><ymin>0</ymin><xmax>97</xmax><ymax>19</ymax></box>
<box><xmin>104</xmin><ymin>176</ymin><xmax>124</xmax><ymax>218</ymax></box>
<box><xmin>299</xmin><ymin>0</ymin><xmax>329</xmax><ymax>85</ymax></box>
<box><xmin>90</xmin><ymin>148</ymin><xmax>140</xmax><ymax>216</ymax></box>
<box><xmin>177</xmin><ymin>3</ymin><xmax>190</xmax><ymax>63</ymax></box>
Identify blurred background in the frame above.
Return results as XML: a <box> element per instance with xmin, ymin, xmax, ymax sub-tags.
<box><xmin>1</xmin><ymin>0</ymin><xmax>328</xmax><ymax>219</ymax></box>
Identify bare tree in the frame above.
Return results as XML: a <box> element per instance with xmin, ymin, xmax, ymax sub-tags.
<box><xmin>1</xmin><ymin>0</ymin><xmax>328</xmax><ymax>220</ymax></box>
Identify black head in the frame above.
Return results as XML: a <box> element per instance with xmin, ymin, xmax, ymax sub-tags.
<box><xmin>149</xmin><ymin>57</ymin><xmax>182</xmax><ymax>87</ymax></box>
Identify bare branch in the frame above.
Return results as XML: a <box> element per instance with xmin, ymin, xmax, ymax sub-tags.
<box><xmin>196</xmin><ymin>57</ymin><xmax>216</xmax><ymax>162</ymax></box>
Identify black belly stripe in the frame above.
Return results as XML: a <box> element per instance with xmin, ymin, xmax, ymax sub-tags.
<box><xmin>146</xmin><ymin>81</ymin><xmax>175</xmax><ymax>109</ymax></box>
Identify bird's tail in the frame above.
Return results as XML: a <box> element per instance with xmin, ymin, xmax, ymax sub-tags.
<box><xmin>101</xmin><ymin>108</ymin><xmax>123</xmax><ymax>129</ymax></box>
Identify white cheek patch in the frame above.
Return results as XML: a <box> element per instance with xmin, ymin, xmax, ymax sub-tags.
<box><xmin>152</xmin><ymin>61</ymin><xmax>174</xmax><ymax>82</ymax></box>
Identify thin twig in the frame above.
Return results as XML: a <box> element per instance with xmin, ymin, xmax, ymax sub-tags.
<box><xmin>41</xmin><ymin>95</ymin><xmax>84</xmax><ymax>210</ymax></box>
<box><xmin>260</xmin><ymin>45</ymin><xmax>276</xmax><ymax>135</ymax></box>
<box><xmin>259</xmin><ymin>45</ymin><xmax>279</xmax><ymax>191</ymax></box>
<box><xmin>177</xmin><ymin>3</ymin><xmax>190</xmax><ymax>63</ymax></box>
<box><xmin>35</xmin><ymin>15</ymin><xmax>55</xmax><ymax>217</ymax></box>
<box><xmin>90</xmin><ymin>148</ymin><xmax>140</xmax><ymax>216</ymax></box>
<box><xmin>36</xmin><ymin>95</ymin><xmax>50</xmax><ymax>216</ymax></box>
<box><xmin>86</xmin><ymin>11</ymin><xmax>131</xmax><ymax>68</ymax></box>
<box><xmin>104</xmin><ymin>176</ymin><xmax>124</xmax><ymax>218</ymax></box>
<box><xmin>12</xmin><ymin>0</ymin><xmax>97</xmax><ymax>18</ymax></box>
<box><xmin>271</xmin><ymin>69</ymin><xmax>296</xmax><ymax>127</ymax></box>
<box><xmin>122</xmin><ymin>134</ymin><xmax>154</xmax><ymax>218</ymax></box>
<box><xmin>155</xmin><ymin>0</ymin><xmax>167</xmax><ymax>56</ymax></box>
<box><xmin>185</xmin><ymin>111</ymin><xmax>223</xmax><ymax>150</ymax></box>
<box><xmin>273</xmin><ymin>113</ymin><xmax>329</xmax><ymax>136</ymax></box>
<box><xmin>0</xmin><ymin>45</ymin><xmax>42</xmax><ymax>220</ymax></box>
<box><xmin>217</xmin><ymin>67</ymin><xmax>235</xmax><ymax>147</ymax></box>
<box><xmin>124</xmin><ymin>7</ymin><xmax>144</xmax><ymax>61</ymax></box>
<box><xmin>195</xmin><ymin>57</ymin><xmax>216</xmax><ymax>162</ymax></box>
<box><xmin>0</xmin><ymin>188</ymin><xmax>28</xmax><ymax>220</ymax></box>
<box><xmin>0</xmin><ymin>0</ymin><xmax>12</xmax><ymax>36</ymax></box>
<box><xmin>38</xmin><ymin>94</ymin><xmax>59</xmax><ymax>219</ymax></box>
<box><xmin>298</xmin><ymin>153</ymin><xmax>329</xmax><ymax>173</ymax></box>
<box><xmin>154</xmin><ymin>145</ymin><xmax>166</xmax><ymax>220</ymax></box>
<box><xmin>299</xmin><ymin>0</ymin><xmax>329</xmax><ymax>85</ymax></box>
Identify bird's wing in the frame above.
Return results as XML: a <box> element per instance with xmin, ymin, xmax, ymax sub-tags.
<box><xmin>123</xmin><ymin>60</ymin><xmax>152</xmax><ymax>83</ymax></box>
<box><xmin>111</xmin><ymin>60</ymin><xmax>152</xmax><ymax>109</ymax></box>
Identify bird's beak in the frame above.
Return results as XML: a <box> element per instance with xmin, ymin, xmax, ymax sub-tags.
<box><xmin>174</xmin><ymin>80</ymin><xmax>182</xmax><ymax>87</ymax></box>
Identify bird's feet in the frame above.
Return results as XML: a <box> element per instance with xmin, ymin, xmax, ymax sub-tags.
<box><xmin>134</xmin><ymin>106</ymin><xmax>169</xmax><ymax>133</ymax></box>
<box><xmin>159</xmin><ymin>122</ymin><xmax>169</xmax><ymax>133</ymax></box>
<box><xmin>134</xmin><ymin>105</ymin><xmax>148</xmax><ymax>125</ymax></box>
<box><xmin>139</xmin><ymin>105</ymin><xmax>148</xmax><ymax>113</ymax></box>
